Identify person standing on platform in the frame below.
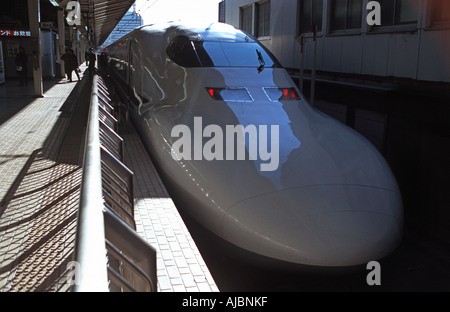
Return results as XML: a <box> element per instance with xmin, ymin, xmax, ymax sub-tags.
<box><xmin>88</xmin><ymin>48</ymin><xmax>96</xmax><ymax>77</ymax></box>
<box><xmin>15</xmin><ymin>47</ymin><xmax>28</xmax><ymax>86</ymax></box>
<box><xmin>61</xmin><ymin>48</ymin><xmax>80</xmax><ymax>82</ymax></box>
<box><xmin>85</xmin><ymin>50</ymin><xmax>90</xmax><ymax>66</ymax></box>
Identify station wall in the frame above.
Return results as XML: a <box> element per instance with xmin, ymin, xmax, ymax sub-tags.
<box><xmin>224</xmin><ymin>0</ymin><xmax>450</xmax><ymax>83</ymax></box>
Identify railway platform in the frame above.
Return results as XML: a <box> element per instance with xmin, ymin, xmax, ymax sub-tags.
<box><xmin>0</xmin><ymin>65</ymin><xmax>217</xmax><ymax>292</ymax></box>
<box><xmin>120</xmin><ymin>119</ymin><xmax>218</xmax><ymax>292</ymax></box>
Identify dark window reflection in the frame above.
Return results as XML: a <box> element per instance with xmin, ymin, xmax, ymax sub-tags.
<box><xmin>166</xmin><ymin>36</ymin><xmax>281</xmax><ymax>68</ymax></box>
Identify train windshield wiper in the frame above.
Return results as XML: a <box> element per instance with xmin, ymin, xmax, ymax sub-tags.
<box><xmin>256</xmin><ymin>49</ymin><xmax>265</xmax><ymax>72</ymax></box>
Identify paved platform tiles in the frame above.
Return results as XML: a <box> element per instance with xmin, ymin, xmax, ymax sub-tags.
<box><xmin>120</xmin><ymin>121</ymin><xmax>219</xmax><ymax>292</ymax></box>
<box><xmin>0</xmin><ymin>67</ymin><xmax>90</xmax><ymax>291</ymax></box>
<box><xmin>0</xmin><ymin>66</ymin><xmax>218</xmax><ymax>292</ymax></box>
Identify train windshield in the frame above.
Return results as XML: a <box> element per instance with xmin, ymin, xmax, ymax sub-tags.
<box><xmin>167</xmin><ymin>36</ymin><xmax>281</xmax><ymax>68</ymax></box>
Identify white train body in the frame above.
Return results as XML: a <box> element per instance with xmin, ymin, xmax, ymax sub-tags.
<box><xmin>104</xmin><ymin>22</ymin><xmax>403</xmax><ymax>267</ymax></box>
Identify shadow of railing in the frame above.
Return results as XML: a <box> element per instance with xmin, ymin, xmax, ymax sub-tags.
<box><xmin>0</xmin><ymin>77</ymin><xmax>74</xmax><ymax>127</ymax></box>
<box><xmin>0</xmin><ymin>74</ymin><xmax>90</xmax><ymax>292</ymax></box>
<box><xmin>0</xmin><ymin>70</ymin><xmax>157</xmax><ymax>292</ymax></box>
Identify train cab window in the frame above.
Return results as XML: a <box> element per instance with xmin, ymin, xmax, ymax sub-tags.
<box><xmin>167</xmin><ymin>35</ymin><xmax>280</xmax><ymax>68</ymax></box>
<box><xmin>166</xmin><ymin>36</ymin><xmax>204</xmax><ymax>67</ymax></box>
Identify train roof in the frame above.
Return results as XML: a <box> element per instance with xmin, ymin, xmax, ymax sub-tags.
<box><xmin>138</xmin><ymin>21</ymin><xmax>256</xmax><ymax>43</ymax></box>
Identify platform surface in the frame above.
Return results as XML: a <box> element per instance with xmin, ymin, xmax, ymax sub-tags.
<box><xmin>0</xmin><ymin>66</ymin><xmax>218</xmax><ymax>292</ymax></box>
<box><xmin>120</xmin><ymin>121</ymin><xmax>219</xmax><ymax>292</ymax></box>
<box><xmin>0</xmin><ymin>67</ymin><xmax>89</xmax><ymax>291</ymax></box>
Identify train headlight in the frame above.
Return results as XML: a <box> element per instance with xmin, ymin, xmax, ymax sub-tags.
<box><xmin>263</xmin><ymin>87</ymin><xmax>300</xmax><ymax>101</ymax></box>
<box><xmin>206</xmin><ymin>88</ymin><xmax>253</xmax><ymax>102</ymax></box>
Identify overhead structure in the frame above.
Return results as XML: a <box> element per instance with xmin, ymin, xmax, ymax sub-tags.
<box><xmin>51</xmin><ymin>0</ymin><xmax>135</xmax><ymax>47</ymax></box>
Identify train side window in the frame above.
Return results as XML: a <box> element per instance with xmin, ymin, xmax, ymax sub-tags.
<box><xmin>192</xmin><ymin>41</ymin><xmax>214</xmax><ymax>67</ymax></box>
<box><xmin>166</xmin><ymin>36</ymin><xmax>201</xmax><ymax>67</ymax></box>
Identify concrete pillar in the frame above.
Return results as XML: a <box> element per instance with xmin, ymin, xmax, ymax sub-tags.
<box><xmin>57</xmin><ymin>8</ymin><xmax>65</xmax><ymax>78</ymax></box>
<box><xmin>251</xmin><ymin>3</ymin><xmax>257</xmax><ymax>36</ymax></box>
<box><xmin>27</xmin><ymin>0</ymin><xmax>43</xmax><ymax>97</ymax></box>
<box><xmin>69</xmin><ymin>26</ymin><xmax>73</xmax><ymax>49</ymax></box>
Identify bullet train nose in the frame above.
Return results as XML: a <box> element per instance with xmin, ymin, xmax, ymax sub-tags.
<box><xmin>263</xmin><ymin>210</ymin><xmax>401</xmax><ymax>267</ymax></box>
<box><xmin>222</xmin><ymin>185</ymin><xmax>403</xmax><ymax>267</ymax></box>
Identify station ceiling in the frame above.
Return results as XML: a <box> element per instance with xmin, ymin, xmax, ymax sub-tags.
<box><xmin>53</xmin><ymin>0</ymin><xmax>135</xmax><ymax>47</ymax></box>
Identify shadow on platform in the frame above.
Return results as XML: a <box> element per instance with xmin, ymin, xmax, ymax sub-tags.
<box><xmin>0</xmin><ymin>72</ymin><xmax>92</xmax><ymax>291</ymax></box>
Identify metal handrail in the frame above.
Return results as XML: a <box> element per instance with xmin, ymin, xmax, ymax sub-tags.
<box><xmin>72</xmin><ymin>75</ymin><xmax>109</xmax><ymax>292</ymax></box>
<box><xmin>72</xmin><ymin>75</ymin><xmax>157</xmax><ymax>292</ymax></box>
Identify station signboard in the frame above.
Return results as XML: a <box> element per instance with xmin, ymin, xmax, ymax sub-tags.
<box><xmin>40</xmin><ymin>22</ymin><xmax>54</xmax><ymax>30</ymax></box>
<box><xmin>0</xmin><ymin>30</ymin><xmax>32</xmax><ymax>37</ymax></box>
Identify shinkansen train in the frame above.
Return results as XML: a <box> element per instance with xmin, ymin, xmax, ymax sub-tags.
<box><xmin>104</xmin><ymin>21</ymin><xmax>403</xmax><ymax>267</ymax></box>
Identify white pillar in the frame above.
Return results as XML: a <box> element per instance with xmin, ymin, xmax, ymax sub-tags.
<box><xmin>27</xmin><ymin>0</ymin><xmax>43</xmax><ymax>97</ymax></box>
